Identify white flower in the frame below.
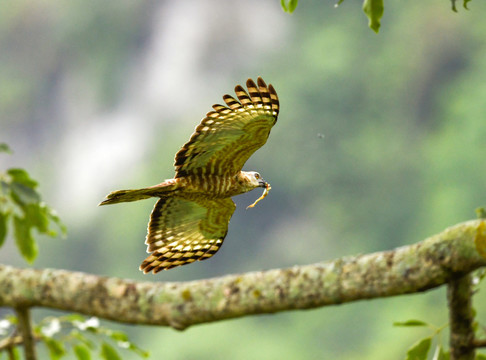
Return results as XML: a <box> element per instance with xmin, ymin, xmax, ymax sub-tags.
<box><xmin>0</xmin><ymin>319</ymin><xmax>11</xmax><ymax>335</ymax></box>
<box><xmin>73</xmin><ymin>317</ymin><xmax>100</xmax><ymax>331</ymax></box>
<box><xmin>117</xmin><ymin>341</ymin><xmax>130</xmax><ymax>349</ymax></box>
<box><xmin>41</xmin><ymin>319</ymin><xmax>61</xmax><ymax>337</ymax></box>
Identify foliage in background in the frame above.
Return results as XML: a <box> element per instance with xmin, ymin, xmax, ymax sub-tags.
<box><xmin>394</xmin><ymin>320</ymin><xmax>449</xmax><ymax>360</ymax></box>
<box><xmin>281</xmin><ymin>0</ymin><xmax>473</xmax><ymax>33</ymax></box>
<box><xmin>451</xmin><ymin>0</ymin><xmax>473</xmax><ymax>12</ymax></box>
<box><xmin>0</xmin><ymin>144</ymin><xmax>147</xmax><ymax>359</ymax></box>
<box><xmin>362</xmin><ymin>0</ymin><xmax>384</xmax><ymax>33</ymax></box>
<box><xmin>0</xmin><ymin>144</ymin><xmax>66</xmax><ymax>263</ymax></box>
<box><xmin>0</xmin><ymin>314</ymin><xmax>149</xmax><ymax>360</ymax></box>
<box><xmin>2</xmin><ymin>0</ymin><xmax>486</xmax><ymax>358</ymax></box>
<box><xmin>395</xmin><ymin>268</ymin><xmax>486</xmax><ymax>359</ymax></box>
<box><xmin>280</xmin><ymin>0</ymin><xmax>298</xmax><ymax>14</ymax></box>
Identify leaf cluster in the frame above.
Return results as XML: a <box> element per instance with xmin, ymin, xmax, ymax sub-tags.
<box><xmin>394</xmin><ymin>320</ymin><xmax>449</xmax><ymax>360</ymax></box>
<box><xmin>0</xmin><ymin>145</ymin><xmax>148</xmax><ymax>359</ymax></box>
<box><xmin>280</xmin><ymin>0</ymin><xmax>473</xmax><ymax>33</ymax></box>
<box><xmin>0</xmin><ymin>314</ymin><xmax>149</xmax><ymax>360</ymax></box>
<box><xmin>281</xmin><ymin>0</ymin><xmax>298</xmax><ymax>14</ymax></box>
<box><xmin>395</xmin><ymin>268</ymin><xmax>486</xmax><ymax>359</ymax></box>
<box><xmin>0</xmin><ymin>144</ymin><xmax>66</xmax><ymax>263</ymax></box>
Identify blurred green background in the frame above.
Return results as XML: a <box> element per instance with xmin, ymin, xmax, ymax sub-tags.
<box><xmin>2</xmin><ymin>0</ymin><xmax>486</xmax><ymax>358</ymax></box>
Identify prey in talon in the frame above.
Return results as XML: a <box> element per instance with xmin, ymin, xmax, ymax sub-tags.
<box><xmin>247</xmin><ymin>181</ymin><xmax>271</xmax><ymax>209</ymax></box>
<box><xmin>100</xmin><ymin>77</ymin><xmax>280</xmax><ymax>273</ymax></box>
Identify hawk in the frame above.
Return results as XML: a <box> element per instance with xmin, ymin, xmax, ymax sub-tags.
<box><xmin>100</xmin><ymin>77</ymin><xmax>279</xmax><ymax>273</ymax></box>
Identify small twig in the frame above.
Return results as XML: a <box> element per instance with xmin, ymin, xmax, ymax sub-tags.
<box><xmin>0</xmin><ymin>334</ymin><xmax>43</xmax><ymax>359</ymax></box>
<box><xmin>447</xmin><ymin>274</ymin><xmax>475</xmax><ymax>360</ymax></box>
<box><xmin>0</xmin><ymin>335</ymin><xmax>22</xmax><ymax>360</ymax></box>
<box><xmin>472</xmin><ymin>339</ymin><xmax>486</xmax><ymax>348</ymax></box>
<box><xmin>14</xmin><ymin>307</ymin><xmax>37</xmax><ymax>360</ymax></box>
<box><xmin>7</xmin><ymin>346</ymin><xmax>15</xmax><ymax>360</ymax></box>
<box><xmin>0</xmin><ymin>335</ymin><xmax>22</xmax><ymax>351</ymax></box>
<box><xmin>0</xmin><ymin>334</ymin><xmax>43</xmax><ymax>352</ymax></box>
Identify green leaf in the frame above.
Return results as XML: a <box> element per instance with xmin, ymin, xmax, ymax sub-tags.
<box><xmin>100</xmin><ymin>342</ymin><xmax>122</xmax><ymax>360</ymax></box>
<box><xmin>25</xmin><ymin>203</ymin><xmax>65</xmax><ymax>238</ymax></box>
<box><xmin>43</xmin><ymin>336</ymin><xmax>66</xmax><ymax>360</ymax></box>
<box><xmin>406</xmin><ymin>337</ymin><xmax>432</xmax><ymax>360</ymax></box>
<box><xmin>394</xmin><ymin>320</ymin><xmax>429</xmax><ymax>327</ymax></box>
<box><xmin>109</xmin><ymin>331</ymin><xmax>129</xmax><ymax>342</ymax></box>
<box><xmin>10</xmin><ymin>182</ymin><xmax>41</xmax><ymax>204</ymax></box>
<box><xmin>25</xmin><ymin>204</ymin><xmax>49</xmax><ymax>233</ymax></box>
<box><xmin>11</xmin><ymin>346</ymin><xmax>21</xmax><ymax>360</ymax></box>
<box><xmin>0</xmin><ymin>143</ymin><xmax>12</xmax><ymax>154</ymax></box>
<box><xmin>74</xmin><ymin>344</ymin><xmax>92</xmax><ymax>360</ymax></box>
<box><xmin>7</xmin><ymin>169</ymin><xmax>38</xmax><ymax>188</ymax></box>
<box><xmin>5</xmin><ymin>314</ymin><xmax>18</xmax><ymax>325</ymax></box>
<box><xmin>13</xmin><ymin>215</ymin><xmax>38</xmax><ymax>263</ymax></box>
<box><xmin>106</xmin><ymin>330</ymin><xmax>149</xmax><ymax>358</ymax></box>
<box><xmin>126</xmin><ymin>342</ymin><xmax>150</xmax><ymax>358</ymax></box>
<box><xmin>63</xmin><ymin>314</ymin><xmax>86</xmax><ymax>323</ymax></box>
<box><xmin>362</xmin><ymin>0</ymin><xmax>384</xmax><ymax>33</ymax></box>
<box><xmin>281</xmin><ymin>0</ymin><xmax>298</xmax><ymax>13</ymax></box>
<box><xmin>451</xmin><ymin>0</ymin><xmax>458</xmax><ymax>12</ymax></box>
<box><xmin>71</xmin><ymin>330</ymin><xmax>95</xmax><ymax>349</ymax></box>
<box><xmin>0</xmin><ymin>180</ymin><xmax>9</xmax><ymax>197</ymax></box>
<box><xmin>0</xmin><ymin>211</ymin><xmax>8</xmax><ymax>248</ymax></box>
<box><xmin>46</xmin><ymin>209</ymin><xmax>67</xmax><ymax>237</ymax></box>
<box><xmin>476</xmin><ymin>354</ymin><xmax>486</xmax><ymax>360</ymax></box>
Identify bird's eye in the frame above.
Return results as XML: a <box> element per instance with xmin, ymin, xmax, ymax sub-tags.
<box><xmin>254</xmin><ymin>173</ymin><xmax>260</xmax><ymax>179</ymax></box>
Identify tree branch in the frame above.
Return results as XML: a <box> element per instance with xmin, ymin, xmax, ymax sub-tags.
<box><xmin>1</xmin><ymin>219</ymin><xmax>485</xmax><ymax>331</ymax></box>
<box><xmin>14</xmin><ymin>307</ymin><xmax>36</xmax><ymax>360</ymax></box>
<box><xmin>447</xmin><ymin>274</ymin><xmax>475</xmax><ymax>360</ymax></box>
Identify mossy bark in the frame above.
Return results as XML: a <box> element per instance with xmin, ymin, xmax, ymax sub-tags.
<box><xmin>0</xmin><ymin>219</ymin><xmax>485</xmax><ymax>331</ymax></box>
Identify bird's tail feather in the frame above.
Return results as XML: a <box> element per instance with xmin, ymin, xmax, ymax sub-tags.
<box><xmin>99</xmin><ymin>180</ymin><xmax>178</xmax><ymax>206</ymax></box>
<box><xmin>99</xmin><ymin>188</ymin><xmax>153</xmax><ymax>205</ymax></box>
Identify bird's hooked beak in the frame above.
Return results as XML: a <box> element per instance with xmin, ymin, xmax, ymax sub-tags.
<box><xmin>258</xmin><ymin>179</ymin><xmax>267</xmax><ymax>188</ymax></box>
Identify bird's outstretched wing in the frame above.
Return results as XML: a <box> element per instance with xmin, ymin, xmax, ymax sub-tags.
<box><xmin>140</xmin><ymin>196</ymin><xmax>236</xmax><ymax>273</ymax></box>
<box><xmin>174</xmin><ymin>77</ymin><xmax>279</xmax><ymax>178</ymax></box>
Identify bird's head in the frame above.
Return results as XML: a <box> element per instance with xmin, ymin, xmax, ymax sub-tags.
<box><xmin>241</xmin><ymin>171</ymin><xmax>267</xmax><ymax>189</ymax></box>
<box><xmin>241</xmin><ymin>171</ymin><xmax>272</xmax><ymax>209</ymax></box>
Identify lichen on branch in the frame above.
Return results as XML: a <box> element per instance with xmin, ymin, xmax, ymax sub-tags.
<box><xmin>0</xmin><ymin>220</ymin><xmax>485</xmax><ymax>331</ymax></box>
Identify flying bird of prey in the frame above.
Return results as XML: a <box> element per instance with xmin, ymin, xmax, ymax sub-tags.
<box><xmin>100</xmin><ymin>77</ymin><xmax>279</xmax><ymax>273</ymax></box>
